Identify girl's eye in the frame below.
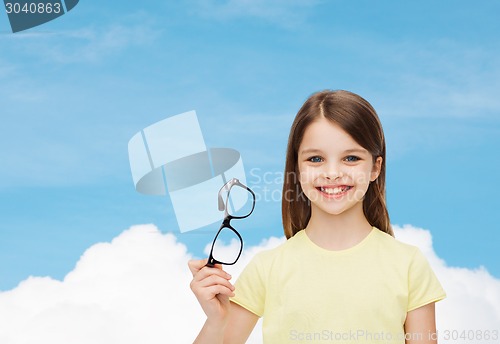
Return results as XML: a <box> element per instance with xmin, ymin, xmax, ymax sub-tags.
<box><xmin>308</xmin><ymin>156</ymin><xmax>323</xmax><ymax>163</ymax></box>
<box><xmin>344</xmin><ymin>155</ymin><xmax>360</xmax><ymax>163</ymax></box>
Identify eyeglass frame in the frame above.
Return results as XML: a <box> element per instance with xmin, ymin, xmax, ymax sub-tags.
<box><xmin>206</xmin><ymin>178</ymin><xmax>256</xmax><ymax>267</ymax></box>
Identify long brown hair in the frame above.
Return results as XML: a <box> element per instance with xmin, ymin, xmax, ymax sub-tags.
<box><xmin>282</xmin><ymin>90</ymin><xmax>393</xmax><ymax>239</ymax></box>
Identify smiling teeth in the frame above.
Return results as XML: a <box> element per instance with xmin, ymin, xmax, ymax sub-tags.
<box><xmin>320</xmin><ymin>186</ymin><xmax>349</xmax><ymax>195</ymax></box>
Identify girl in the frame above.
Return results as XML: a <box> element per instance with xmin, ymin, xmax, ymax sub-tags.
<box><xmin>189</xmin><ymin>90</ymin><xmax>446</xmax><ymax>343</ymax></box>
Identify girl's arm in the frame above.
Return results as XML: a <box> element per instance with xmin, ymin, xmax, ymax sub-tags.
<box><xmin>404</xmin><ymin>302</ymin><xmax>438</xmax><ymax>344</ymax></box>
<box><xmin>189</xmin><ymin>259</ymin><xmax>259</xmax><ymax>344</ymax></box>
<box><xmin>224</xmin><ymin>302</ymin><xmax>259</xmax><ymax>342</ymax></box>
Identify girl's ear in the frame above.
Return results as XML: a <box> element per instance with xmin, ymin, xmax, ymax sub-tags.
<box><xmin>370</xmin><ymin>156</ymin><xmax>383</xmax><ymax>182</ymax></box>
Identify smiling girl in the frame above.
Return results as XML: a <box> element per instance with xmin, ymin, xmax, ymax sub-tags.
<box><xmin>189</xmin><ymin>90</ymin><xmax>446</xmax><ymax>343</ymax></box>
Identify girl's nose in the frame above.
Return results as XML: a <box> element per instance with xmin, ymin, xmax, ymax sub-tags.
<box><xmin>323</xmin><ymin>162</ymin><xmax>343</xmax><ymax>181</ymax></box>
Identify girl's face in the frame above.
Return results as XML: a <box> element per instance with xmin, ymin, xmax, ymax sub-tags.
<box><xmin>297</xmin><ymin>117</ymin><xmax>382</xmax><ymax>217</ymax></box>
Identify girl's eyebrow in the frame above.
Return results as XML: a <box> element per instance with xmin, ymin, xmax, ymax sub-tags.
<box><xmin>299</xmin><ymin>148</ymin><xmax>323</xmax><ymax>156</ymax></box>
<box><xmin>300</xmin><ymin>148</ymin><xmax>369</xmax><ymax>155</ymax></box>
<box><xmin>344</xmin><ymin>148</ymin><xmax>369</xmax><ymax>155</ymax></box>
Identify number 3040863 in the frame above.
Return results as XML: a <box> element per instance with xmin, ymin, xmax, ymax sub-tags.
<box><xmin>5</xmin><ymin>2</ymin><xmax>62</xmax><ymax>14</ymax></box>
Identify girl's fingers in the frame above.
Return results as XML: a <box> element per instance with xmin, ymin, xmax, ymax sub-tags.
<box><xmin>188</xmin><ymin>259</ymin><xmax>235</xmax><ymax>306</ymax></box>
<box><xmin>188</xmin><ymin>259</ymin><xmax>235</xmax><ymax>321</ymax></box>
<box><xmin>198</xmin><ymin>285</ymin><xmax>235</xmax><ymax>299</ymax></box>
<box><xmin>194</xmin><ymin>274</ymin><xmax>235</xmax><ymax>292</ymax></box>
<box><xmin>188</xmin><ymin>259</ymin><xmax>227</xmax><ymax>276</ymax></box>
<box><xmin>188</xmin><ymin>258</ymin><xmax>208</xmax><ymax>276</ymax></box>
<box><xmin>190</xmin><ymin>271</ymin><xmax>235</xmax><ymax>295</ymax></box>
<box><xmin>191</xmin><ymin>265</ymin><xmax>232</xmax><ymax>284</ymax></box>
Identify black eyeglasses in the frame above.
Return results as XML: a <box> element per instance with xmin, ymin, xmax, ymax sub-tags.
<box><xmin>206</xmin><ymin>178</ymin><xmax>256</xmax><ymax>267</ymax></box>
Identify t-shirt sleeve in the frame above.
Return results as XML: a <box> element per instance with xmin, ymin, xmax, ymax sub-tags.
<box><xmin>230</xmin><ymin>251</ymin><xmax>267</xmax><ymax>317</ymax></box>
<box><xmin>407</xmin><ymin>247</ymin><xmax>446</xmax><ymax>312</ymax></box>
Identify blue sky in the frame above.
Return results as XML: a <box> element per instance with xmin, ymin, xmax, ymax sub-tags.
<box><xmin>0</xmin><ymin>0</ymin><xmax>499</xmax><ymax>291</ymax></box>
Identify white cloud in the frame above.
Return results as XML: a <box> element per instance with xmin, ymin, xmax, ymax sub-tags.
<box><xmin>0</xmin><ymin>224</ymin><xmax>498</xmax><ymax>343</ymax></box>
<box><xmin>0</xmin><ymin>225</ymin><xmax>202</xmax><ymax>343</ymax></box>
<box><xmin>394</xmin><ymin>224</ymin><xmax>500</xmax><ymax>340</ymax></box>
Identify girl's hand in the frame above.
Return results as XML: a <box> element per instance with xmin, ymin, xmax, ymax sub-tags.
<box><xmin>188</xmin><ymin>258</ymin><xmax>235</xmax><ymax>326</ymax></box>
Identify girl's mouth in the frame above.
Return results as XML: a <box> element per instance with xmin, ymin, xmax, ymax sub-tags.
<box><xmin>317</xmin><ymin>185</ymin><xmax>353</xmax><ymax>196</ymax></box>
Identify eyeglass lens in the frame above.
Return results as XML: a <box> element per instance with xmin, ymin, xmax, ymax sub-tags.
<box><xmin>222</xmin><ymin>183</ymin><xmax>253</xmax><ymax>218</ymax></box>
<box><xmin>211</xmin><ymin>226</ymin><xmax>242</xmax><ymax>265</ymax></box>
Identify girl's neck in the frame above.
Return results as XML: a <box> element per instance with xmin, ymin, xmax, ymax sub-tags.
<box><xmin>304</xmin><ymin>203</ymin><xmax>373</xmax><ymax>251</ymax></box>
